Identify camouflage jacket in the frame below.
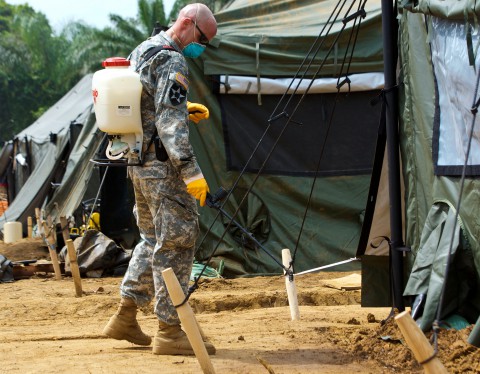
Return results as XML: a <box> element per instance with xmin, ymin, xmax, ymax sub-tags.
<box><xmin>128</xmin><ymin>31</ymin><xmax>202</xmax><ymax>181</ymax></box>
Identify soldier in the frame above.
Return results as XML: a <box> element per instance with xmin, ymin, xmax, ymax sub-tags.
<box><xmin>103</xmin><ymin>3</ymin><xmax>217</xmax><ymax>355</ymax></box>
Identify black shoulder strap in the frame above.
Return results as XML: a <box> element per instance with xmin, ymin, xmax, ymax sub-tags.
<box><xmin>134</xmin><ymin>45</ymin><xmax>178</xmax><ymax>73</ymax></box>
<box><xmin>142</xmin><ymin>45</ymin><xmax>176</xmax><ymax>65</ymax></box>
<box><xmin>136</xmin><ymin>44</ymin><xmax>179</xmax><ymax>158</ymax></box>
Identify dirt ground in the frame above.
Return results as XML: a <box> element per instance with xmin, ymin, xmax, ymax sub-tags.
<box><xmin>1</xmin><ymin>238</ymin><xmax>479</xmax><ymax>374</ymax></box>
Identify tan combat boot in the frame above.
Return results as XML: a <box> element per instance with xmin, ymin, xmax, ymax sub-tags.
<box><xmin>102</xmin><ymin>297</ymin><xmax>152</xmax><ymax>346</ymax></box>
<box><xmin>152</xmin><ymin>321</ymin><xmax>216</xmax><ymax>355</ymax></box>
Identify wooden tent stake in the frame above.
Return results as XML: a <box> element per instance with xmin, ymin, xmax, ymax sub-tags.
<box><xmin>60</xmin><ymin>217</ymin><xmax>82</xmax><ymax>296</ymax></box>
<box><xmin>395</xmin><ymin>311</ymin><xmax>448</xmax><ymax>374</ymax></box>
<box><xmin>59</xmin><ymin>216</ymin><xmax>70</xmax><ymax>245</ymax></box>
<box><xmin>27</xmin><ymin>216</ymin><xmax>33</xmax><ymax>238</ymax></box>
<box><xmin>66</xmin><ymin>239</ymin><xmax>83</xmax><ymax>297</ymax></box>
<box><xmin>35</xmin><ymin>208</ymin><xmax>43</xmax><ymax>236</ymax></box>
<box><xmin>41</xmin><ymin>220</ymin><xmax>62</xmax><ymax>280</ymax></box>
<box><xmin>162</xmin><ymin>267</ymin><xmax>215</xmax><ymax>374</ymax></box>
<box><xmin>282</xmin><ymin>248</ymin><xmax>300</xmax><ymax>320</ymax></box>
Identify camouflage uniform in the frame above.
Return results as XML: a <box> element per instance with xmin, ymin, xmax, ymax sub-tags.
<box><xmin>120</xmin><ymin>31</ymin><xmax>201</xmax><ymax>325</ymax></box>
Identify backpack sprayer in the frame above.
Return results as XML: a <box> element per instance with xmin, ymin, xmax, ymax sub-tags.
<box><xmin>91</xmin><ymin>57</ymin><xmax>144</xmax><ymax>165</ymax></box>
<box><xmin>91</xmin><ymin>25</ymin><xmax>169</xmax><ymax>167</ymax></box>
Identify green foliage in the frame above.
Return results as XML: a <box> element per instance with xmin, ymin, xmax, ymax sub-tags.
<box><xmin>0</xmin><ymin>1</ymin><xmax>75</xmax><ymax>142</ymax></box>
<box><xmin>67</xmin><ymin>0</ymin><xmax>169</xmax><ymax>72</ymax></box>
<box><xmin>139</xmin><ymin>0</ymin><xmax>166</xmax><ymax>32</ymax></box>
<box><xmin>0</xmin><ymin>0</ymin><xmax>13</xmax><ymax>33</ymax></box>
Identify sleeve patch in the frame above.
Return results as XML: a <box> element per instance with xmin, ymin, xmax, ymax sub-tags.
<box><xmin>169</xmin><ymin>83</ymin><xmax>187</xmax><ymax>106</ymax></box>
<box><xmin>175</xmin><ymin>72</ymin><xmax>189</xmax><ymax>90</ymax></box>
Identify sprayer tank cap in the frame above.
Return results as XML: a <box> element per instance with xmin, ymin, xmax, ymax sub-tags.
<box><xmin>102</xmin><ymin>57</ymin><xmax>130</xmax><ymax>67</ymax></box>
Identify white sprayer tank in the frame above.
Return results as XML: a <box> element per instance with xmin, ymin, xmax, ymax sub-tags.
<box><xmin>92</xmin><ymin>57</ymin><xmax>142</xmax><ymax>135</ymax></box>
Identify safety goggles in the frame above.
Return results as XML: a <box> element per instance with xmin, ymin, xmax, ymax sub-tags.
<box><xmin>194</xmin><ymin>22</ymin><xmax>209</xmax><ymax>45</ymax></box>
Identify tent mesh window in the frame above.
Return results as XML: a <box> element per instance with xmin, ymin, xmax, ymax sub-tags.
<box><xmin>219</xmin><ymin>91</ymin><xmax>382</xmax><ymax>177</ymax></box>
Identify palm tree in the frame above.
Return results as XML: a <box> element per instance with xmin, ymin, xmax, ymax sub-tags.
<box><xmin>63</xmin><ymin>0</ymin><xmax>168</xmax><ymax>73</ymax></box>
<box><xmin>64</xmin><ymin>0</ymin><xmax>233</xmax><ymax>74</ymax></box>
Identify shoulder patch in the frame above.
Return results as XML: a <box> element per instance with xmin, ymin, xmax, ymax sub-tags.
<box><xmin>169</xmin><ymin>83</ymin><xmax>187</xmax><ymax>106</ymax></box>
<box><xmin>175</xmin><ymin>72</ymin><xmax>189</xmax><ymax>90</ymax></box>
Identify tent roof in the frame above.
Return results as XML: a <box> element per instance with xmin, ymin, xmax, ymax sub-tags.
<box><xmin>216</xmin><ymin>0</ymin><xmax>352</xmax><ymax>37</ymax></box>
<box><xmin>0</xmin><ymin>75</ymin><xmax>95</xmax><ymax>231</ymax></box>
<box><xmin>16</xmin><ymin>75</ymin><xmax>93</xmax><ymax>142</ymax></box>
<box><xmin>203</xmin><ymin>0</ymin><xmax>383</xmax><ymax>77</ymax></box>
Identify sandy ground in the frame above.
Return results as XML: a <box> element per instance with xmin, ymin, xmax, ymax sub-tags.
<box><xmin>1</xmin><ymin>238</ymin><xmax>479</xmax><ymax>374</ymax></box>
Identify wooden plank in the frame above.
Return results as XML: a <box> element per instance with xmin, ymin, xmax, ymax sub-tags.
<box><xmin>323</xmin><ymin>273</ymin><xmax>361</xmax><ymax>290</ymax></box>
<box><xmin>13</xmin><ymin>262</ymin><xmax>66</xmax><ymax>279</ymax></box>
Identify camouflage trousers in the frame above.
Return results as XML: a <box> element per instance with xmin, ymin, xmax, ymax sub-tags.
<box><xmin>121</xmin><ymin>152</ymin><xmax>199</xmax><ymax>324</ymax></box>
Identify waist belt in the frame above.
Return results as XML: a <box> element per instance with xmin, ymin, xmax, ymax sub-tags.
<box><xmin>142</xmin><ymin>131</ymin><xmax>169</xmax><ymax>162</ymax></box>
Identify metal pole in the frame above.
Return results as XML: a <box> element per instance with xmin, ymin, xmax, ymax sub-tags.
<box><xmin>381</xmin><ymin>0</ymin><xmax>405</xmax><ymax>311</ymax></box>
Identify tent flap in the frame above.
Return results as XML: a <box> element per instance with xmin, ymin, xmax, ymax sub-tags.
<box><xmin>401</xmin><ymin>0</ymin><xmax>480</xmax><ymax>20</ymax></box>
<box><xmin>403</xmin><ymin>202</ymin><xmax>479</xmax><ymax>331</ymax></box>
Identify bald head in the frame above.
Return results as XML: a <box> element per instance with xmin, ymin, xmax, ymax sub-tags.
<box><xmin>168</xmin><ymin>3</ymin><xmax>217</xmax><ymax>49</ymax></box>
<box><xmin>179</xmin><ymin>3</ymin><xmax>216</xmax><ymax>24</ymax></box>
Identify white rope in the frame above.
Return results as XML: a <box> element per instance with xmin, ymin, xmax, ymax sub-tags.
<box><xmin>294</xmin><ymin>257</ymin><xmax>360</xmax><ymax>276</ymax></box>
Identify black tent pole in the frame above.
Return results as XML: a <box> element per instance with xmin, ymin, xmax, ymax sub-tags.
<box><xmin>381</xmin><ymin>0</ymin><xmax>405</xmax><ymax>311</ymax></box>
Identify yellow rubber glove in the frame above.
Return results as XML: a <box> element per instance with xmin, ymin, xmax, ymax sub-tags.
<box><xmin>187</xmin><ymin>101</ymin><xmax>209</xmax><ymax>124</ymax></box>
<box><xmin>186</xmin><ymin>177</ymin><xmax>210</xmax><ymax>207</ymax></box>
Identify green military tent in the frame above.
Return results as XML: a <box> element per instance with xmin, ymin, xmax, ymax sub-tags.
<box><xmin>0</xmin><ymin>73</ymin><xmax>137</xmax><ymax>250</ymax></box>
<box><xmin>0</xmin><ymin>0</ymin><xmax>388</xmax><ymax>278</ymax></box>
<box><xmin>395</xmin><ymin>1</ymin><xmax>480</xmax><ymax>331</ymax></box>
<box><xmin>3</xmin><ymin>0</ymin><xmax>480</xmax><ymax>332</ymax></box>
<box><xmin>0</xmin><ymin>75</ymin><xmax>102</xmax><ymax>236</ymax></box>
<box><xmin>1</xmin><ymin>0</ymin><xmax>479</xmax><ymax>339</ymax></box>
<box><xmin>185</xmin><ymin>0</ymin><xmax>387</xmax><ymax>276</ymax></box>
<box><xmin>187</xmin><ymin>0</ymin><xmax>480</xmax><ymax>333</ymax></box>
